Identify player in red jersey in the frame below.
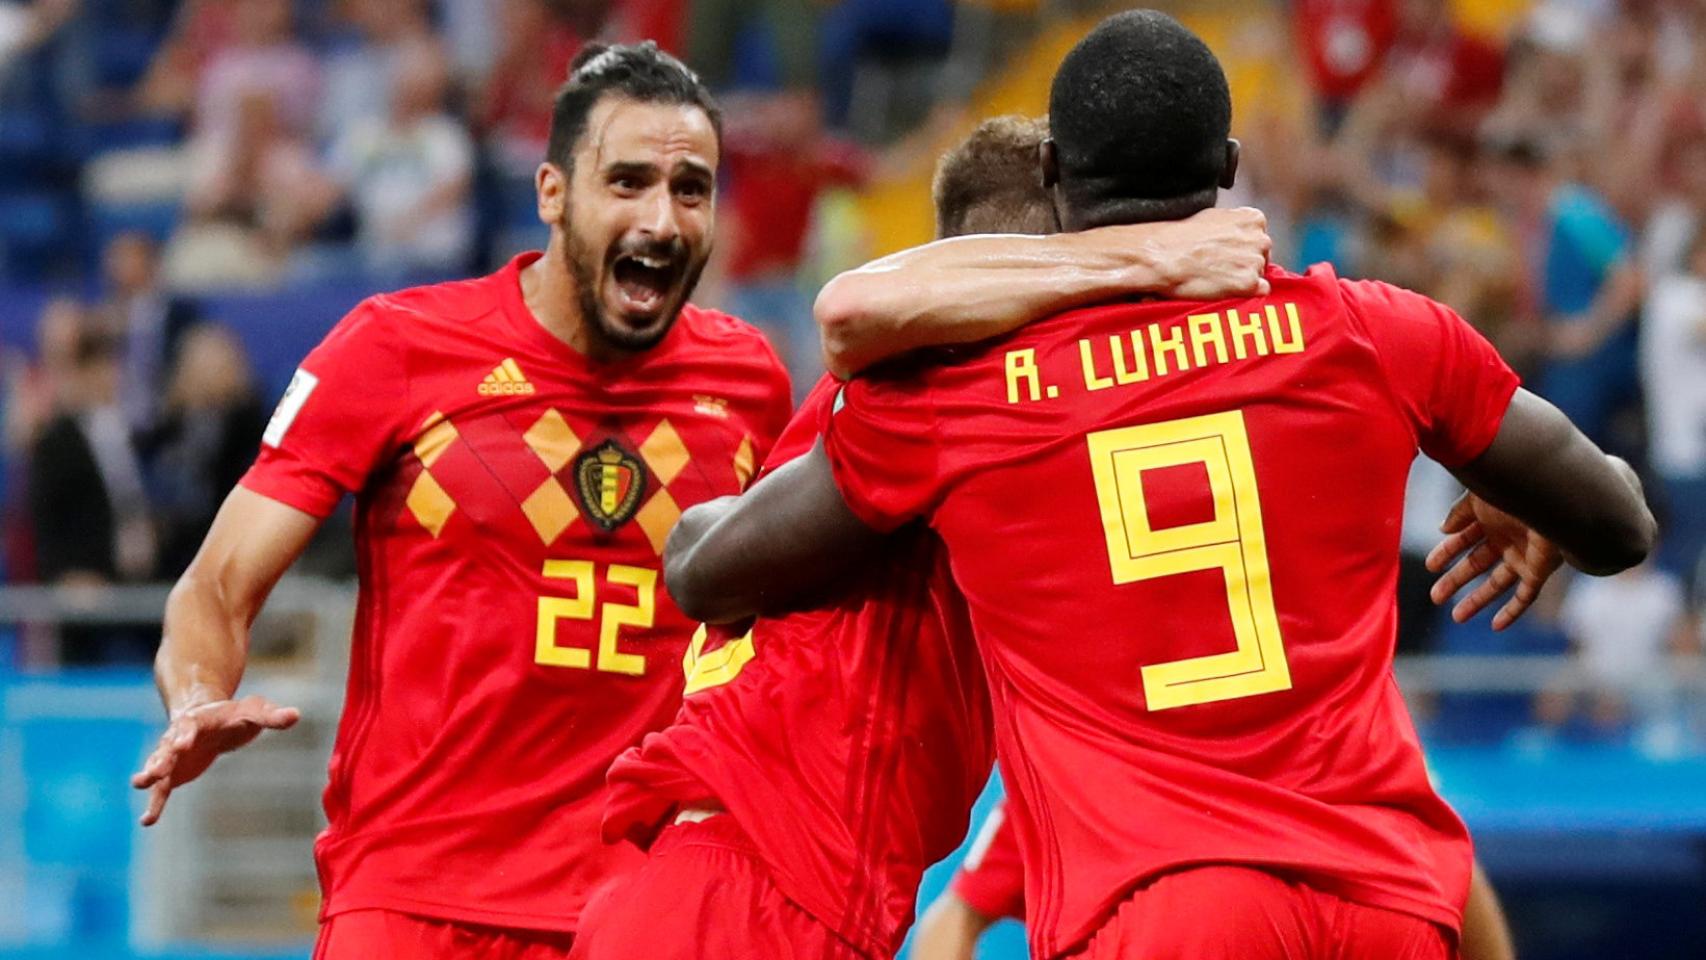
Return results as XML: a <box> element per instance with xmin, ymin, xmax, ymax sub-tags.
<box><xmin>636</xmin><ymin>12</ymin><xmax>1655</xmax><ymax>960</ymax></box>
<box><xmin>128</xmin><ymin>43</ymin><xmax>797</xmax><ymax>957</ymax></box>
<box><xmin>570</xmin><ymin>116</ymin><xmax>1276</xmax><ymax>960</ymax></box>
<box><xmin>915</xmin><ymin>802</ymin><xmax>1517</xmax><ymax>960</ymax></box>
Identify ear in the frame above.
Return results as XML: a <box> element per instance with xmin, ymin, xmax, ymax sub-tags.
<box><xmin>1220</xmin><ymin>139</ymin><xmax>1240</xmax><ymax>190</ymax></box>
<box><xmin>1039</xmin><ymin>138</ymin><xmax>1059</xmax><ymax>189</ymax></box>
<box><xmin>536</xmin><ymin>162</ymin><xmax>567</xmax><ymax>225</ymax></box>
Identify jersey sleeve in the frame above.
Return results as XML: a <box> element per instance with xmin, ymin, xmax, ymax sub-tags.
<box><xmin>1339</xmin><ymin>279</ymin><xmax>1520</xmax><ymax>467</ymax></box>
<box><xmin>819</xmin><ymin>371</ymin><xmax>944</xmax><ymax>532</ymax></box>
<box><xmin>761</xmin><ymin>374</ymin><xmax>839</xmax><ymax>473</ymax></box>
<box><xmin>747</xmin><ymin>334</ymin><xmax>796</xmax><ymax>469</ymax></box>
<box><xmin>239</xmin><ymin>298</ymin><xmax>411</xmax><ymax>517</ymax></box>
<box><xmin>951</xmin><ymin>803</ymin><xmax>1026</xmax><ymax>921</ymax></box>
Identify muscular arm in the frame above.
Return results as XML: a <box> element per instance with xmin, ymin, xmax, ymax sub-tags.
<box><xmin>1461</xmin><ymin>859</ymin><xmax>1518</xmax><ymax>960</ymax></box>
<box><xmin>133</xmin><ymin>486</ymin><xmax>321</xmax><ymax>824</ymax></box>
<box><xmin>1451</xmin><ymin>389</ymin><xmax>1654</xmax><ymax>576</ymax></box>
<box><xmin>815</xmin><ymin>208</ymin><xmax>1271</xmax><ymax>378</ymax></box>
<box><xmin>664</xmin><ymin>441</ymin><xmax>881</xmax><ymax>624</ymax></box>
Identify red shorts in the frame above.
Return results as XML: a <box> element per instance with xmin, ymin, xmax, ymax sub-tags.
<box><xmin>569</xmin><ymin>813</ymin><xmax>863</xmax><ymax>960</ymax></box>
<box><xmin>1066</xmin><ymin>865</ymin><xmax>1452</xmax><ymax>960</ymax></box>
<box><xmin>314</xmin><ymin>909</ymin><xmax>576</xmax><ymax>960</ymax></box>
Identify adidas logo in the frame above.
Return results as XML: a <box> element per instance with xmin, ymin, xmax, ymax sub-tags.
<box><xmin>479</xmin><ymin>358</ymin><xmax>536</xmax><ymax>396</ymax></box>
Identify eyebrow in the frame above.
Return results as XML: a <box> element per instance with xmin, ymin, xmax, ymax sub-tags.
<box><xmin>673</xmin><ymin>159</ymin><xmax>715</xmax><ymax>182</ymax></box>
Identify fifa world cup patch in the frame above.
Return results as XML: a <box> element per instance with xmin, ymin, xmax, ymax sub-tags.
<box><xmin>263</xmin><ymin>367</ymin><xmax>319</xmax><ymax>447</ymax></box>
<box><xmin>573</xmin><ymin>439</ymin><xmax>647</xmax><ymax>530</ymax></box>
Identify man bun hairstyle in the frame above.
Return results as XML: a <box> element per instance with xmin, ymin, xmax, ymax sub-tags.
<box><xmin>545</xmin><ymin>41</ymin><xmax>723</xmax><ymax>171</ymax></box>
<box><xmin>933</xmin><ymin>115</ymin><xmax>1058</xmax><ymax>238</ymax></box>
<box><xmin>1048</xmin><ymin>10</ymin><xmax>1231</xmax><ymax>220</ymax></box>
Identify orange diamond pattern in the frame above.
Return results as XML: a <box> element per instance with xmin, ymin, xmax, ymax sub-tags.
<box><xmin>732</xmin><ymin>435</ymin><xmax>754</xmax><ymax>489</ymax></box>
<box><xmin>639</xmin><ymin>418</ymin><xmax>690</xmax><ymax>486</ymax></box>
<box><xmin>406</xmin><ymin>470</ymin><xmax>456</xmax><ymax>537</ymax></box>
<box><xmin>634</xmin><ymin>487</ymin><xmax>681</xmax><ymax>555</ymax></box>
<box><xmin>522</xmin><ymin>478</ymin><xmax>579</xmax><ymax>545</ymax></box>
<box><xmin>405</xmin><ymin>412</ymin><xmax>459</xmax><ymax>537</ymax></box>
<box><xmin>524</xmin><ymin>408</ymin><xmax>581</xmax><ymax>473</ymax></box>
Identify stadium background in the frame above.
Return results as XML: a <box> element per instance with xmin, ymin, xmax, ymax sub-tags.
<box><xmin>2</xmin><ymin>0</ymin><xmax>1706</xmax><ymax>957</ymax></box>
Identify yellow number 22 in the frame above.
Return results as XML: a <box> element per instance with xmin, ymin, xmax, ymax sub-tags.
<box><xmin>536</xmin><ymin>560</ymin><xmax>654</xmax><ymax>675</ymax></box>
<box><xmin>1087</xmin><ymin>410</ymin><xmax>1290</xmax><ymax>711</ymax></box>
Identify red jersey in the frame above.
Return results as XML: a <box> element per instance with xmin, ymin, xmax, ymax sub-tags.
<box><xmin>823</xmin><ymin>264</ymin><xmax>1516</xmax><ymax>957</ymax></box>
<box><xmin>602</xmin><ymin>375</ymin><xmax>994</xmax><ymax>958</ymax></box>
<box><xmin>240</xmin><ymin>253</ymin><xmax>792</xmax><ymax>931</ymax></box>
<box><xmin>951</xmin><ymin>800</ymin><xmax>1026</xmax><ymax>922</ymax></box>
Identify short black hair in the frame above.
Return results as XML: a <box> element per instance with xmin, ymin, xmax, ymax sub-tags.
<box><xmin>933</xmin><ymin>116</ymin><xmax>1057</xmax><ymax>238</ymax></box>
<box><xmin>545</xmin><ymin>41</ymin><xmax>722</xmax><ymax>171</ymax></box>
<box><xmin>1048</xmin><ymin>10</ymin><xmax>1231</xmax><ymax>224</ymax></box>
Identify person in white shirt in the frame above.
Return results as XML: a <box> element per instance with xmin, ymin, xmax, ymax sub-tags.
<box><xmin>327</xmin><ymin>42</ymin><xmax>475</xmax><ymax>275</ymax></box>
<box><xmin>1640</xmin><ymin>227</ymin><xmax>1706</xmax><ymax>580</ymax></box>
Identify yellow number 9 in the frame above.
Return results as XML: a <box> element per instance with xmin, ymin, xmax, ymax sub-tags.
<box><xmin>1087</xmin><ymin>410</ymin><xmax>1290</xmax><ymax>711</ymax></box>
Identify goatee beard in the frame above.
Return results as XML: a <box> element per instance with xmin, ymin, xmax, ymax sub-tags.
<box><xmin>564</xmin><ymin>216</ymin><xmax>706</xmax><ymax>355</ymax></box>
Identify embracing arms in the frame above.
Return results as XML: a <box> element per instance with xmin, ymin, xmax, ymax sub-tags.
<box><xmin>815</xmin><ymin>208</ymin><xmax>1272</xmax><ymax>378</ymax></box>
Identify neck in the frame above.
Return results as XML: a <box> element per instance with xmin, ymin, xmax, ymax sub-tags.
<box><xmin>519</xmin><ymin>239</ymin><xmax>619</xmax><ymax>362</ymax></box>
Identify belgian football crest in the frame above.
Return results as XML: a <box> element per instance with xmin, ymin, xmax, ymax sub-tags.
<box><xmin>573</xmin><ymin>439</ymin><xmax>646</xmax><ymax>530</ymax></box>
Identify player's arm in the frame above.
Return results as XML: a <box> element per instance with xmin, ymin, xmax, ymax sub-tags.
<box><xmin>664</xmin><ymin>441</ymin><xmax>880</xmax><ymax>624</ymax></box>
<box><xmin>131</xmin><ymin>487</ymin><xmax>319</xmax><ymax>826</ymax></box>
<box><xmin>1460</xmin><ymin>859</ymin><xmax>1518</xmax><ymax>960</ymax></box>
<box><xmin>1448</xmin><ymin>389</ymin><xmax>1653</xmax><ymax>577</ymax></box>
<box><xmin>911</xmin><ymin>891</ymin><xmax>997</xmax><ymax>960</ymax></box>
<box><xmin>815</xmin><ymin>208</ymin><xmax>1271</xmax><ymax>378</ymax></box>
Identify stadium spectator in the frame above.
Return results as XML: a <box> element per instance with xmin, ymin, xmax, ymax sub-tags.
<box><xmin>1642</xmin><ymin>226</ymin><xmax>1706</xmax><ymax>579</ymax></box>
<box><xmin>477</xmin><ymin>0</ymin><xmax>589</xmax><ymax>173</ymax></box>
<box><xmin>1489</xmin><ymin>135</ymin><xmax>1639</xmax><ymax>447</ymax></box>
<box><xmin>26</xmin><ymin>308</ymin><xmax>155</xmax><ymax>586</ymax></box>
<box><xmin>1540</xmin><ymin>561</ymin><xmax>1686</xmax><ymax>739</ymax></box>
<box><xmin>139</xmin><ymin>0</ymin><xmax>318</xmax><ymax>138</ymax></box>
<box><xmin>98</xmin><ymin>232</ymin><xmax>200</xmax><ymax>432</ymax></box>
<box><xmin>326</xmin><ymin>41</ymin><xmax>475</xmax><ymax>275</ymax></box>
<box><xmin>317</xmin><ymin>0</ymin><xmax>437</xmax><ymax>141</ymax></box>
<box><xmin>168</xmin><ymin>88</ymin><xmax>333</xmax><ymax>288</ymax></box>
<box><xmin>719</xmin><ymin>87</ymin><xmax>869</xmax><ymax>384</ymax></box>
<box><xmin>141</xmin><ymin>324</ymin><xmax>264</xmax><ymax>579</ymax></box>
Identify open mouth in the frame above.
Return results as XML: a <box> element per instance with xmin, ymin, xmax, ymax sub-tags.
<box><xmin>611</xmin><ymin>253</ymin><xmax>678</xmax><ymax>317</ymax></box>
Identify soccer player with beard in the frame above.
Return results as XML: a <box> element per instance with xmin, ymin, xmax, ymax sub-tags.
<box><xmin>637</xmin><ymin>12</ymin><xmax>1655</xmax><ymax>960</ymax></box>
<box><xmin>127</xmin><ymin>46</ymin><xmax>1275</xmax><ymax>955</ymax></box>
<box><xmin>129</xmin><ymin>43</ymin><xmax>794</xmax><ymax>958</ymax></box>
<box><xmin>569</xmin><ymin>116</ymin><xmax>1272</xmax><ymax>960</ymax></box>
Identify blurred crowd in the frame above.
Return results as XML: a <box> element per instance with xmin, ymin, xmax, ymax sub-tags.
<box><xmin>2</xmin><ymin>0</ymin><xmax>1705</xmax><ymax>748</ymax></box>
<box><xmin>1252</xmin><ymin>0</ymin><xmax>1706</xmax><ymax>750</ymax></box>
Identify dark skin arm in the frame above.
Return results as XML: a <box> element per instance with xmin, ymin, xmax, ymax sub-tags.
<box><xmin>1448</xmin><ymin>388</ymin><xmax>1654</xmax><ymax>577</ymax></box>
<box><xmin>663</xmin><ymin>440</ymin><xmax>881</xmax><ymax>624</ymax></box>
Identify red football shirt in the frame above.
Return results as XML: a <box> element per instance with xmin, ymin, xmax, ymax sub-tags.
<box><xmin>602</xmin><ymin>374</ymin><xmax>995</xmax><ymax>958</ymax></box>
<box><xmin>951</xmin><ymin>800</ymin><xmax>1026</xmax><ymax>922</ymax></box>
<box><xmin>823</xmin><ymin>264</ymin><xmax>1516</xmax><ymax>957</ymax></box>
<box><xmin>240</xmin><ymin>252</ymin><xmax>792</xmax><ymax>931</ymax></box>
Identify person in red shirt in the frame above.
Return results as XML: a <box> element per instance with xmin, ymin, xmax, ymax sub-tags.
<box><xmin>914</xmin><ymin>801</ymin><xmax>1518</xmax><ymax>960</ymax></box>
<box><xmin>645</xmin><ymin>12</ymin><xmax>1654</xmax><ymax>960</ymax></box>
<box><xmin>570</xmin><ymin>116</ymin><xmax>1276</xmax><ymax>960</ymax></box>
<box><xmin>128</xmin><ymin>43</ymin><xmax>797</xmax><ymax>958</ymax></box>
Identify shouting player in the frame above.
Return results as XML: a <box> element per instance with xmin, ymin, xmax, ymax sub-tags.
<box><xmin>571</xmin><ymin>116</ymin><xmax>1274</xmax><ymax>960</ymax></box>
<box><xmin>654</xmin><ymin>11</ymin><xmax>1654</xmax><ymax>960</ymax></box>
<box><xmin>129</xmin><ymin>44</ymin><xmax>798</xmax><ymax>957</ymax></box>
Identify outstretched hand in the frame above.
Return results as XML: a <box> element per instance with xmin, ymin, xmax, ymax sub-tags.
<box><xmin>1158</xmin><ymin>207</ymin><xmax>1273</xmax><ymax>300</ymax></box>
<box><xmin>1426</xmin><ymin>493</ymin><xmax>1564</xmax><ymax>631</ymax></box>
<box><xmin>131</xmin><ymin>695</ymin><xmax>300</xmax><ymax>826</ymax></box>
